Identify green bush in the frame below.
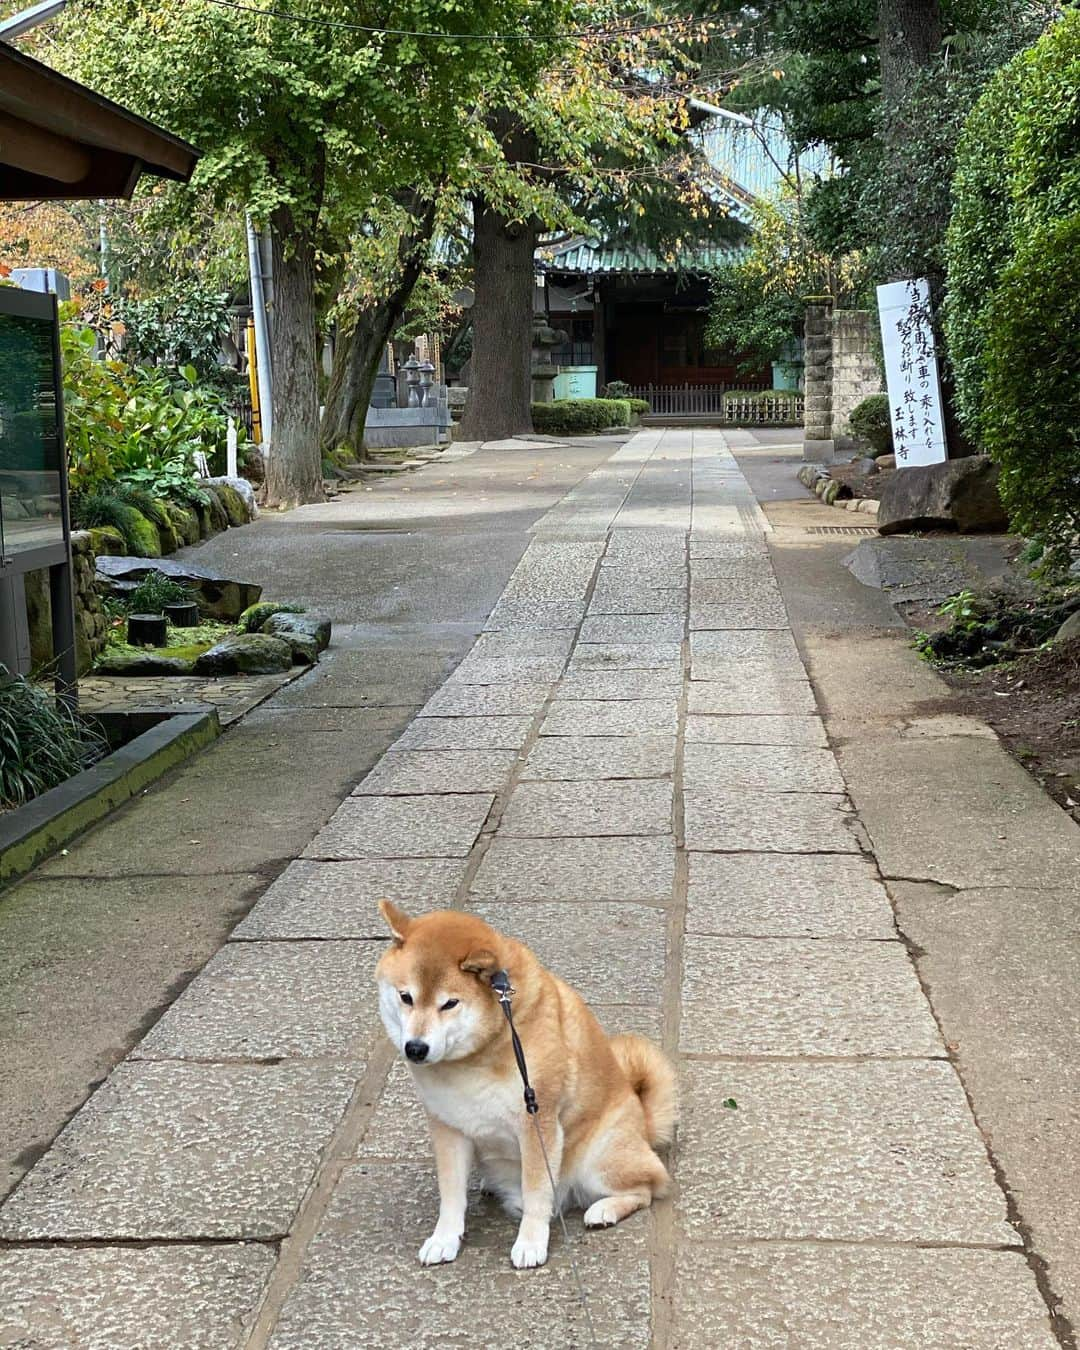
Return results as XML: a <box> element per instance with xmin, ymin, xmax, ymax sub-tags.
<box><xmin>848</xmin><ymin>394</ymin><xmax>893</xmax><ymax>456</ymax></box>
<box><xmin>944</xmin><ymin>7</ymin><xmax>1080</xmax><ymax>543</ymax></box>
<box><xmin>531</xmin><ymin>399</ymin><xmax>631</xmax><ymax>435</ymax></box>
<box><xmin>601</xmin><ymin>380</ymin><xmax>632</xmax><ymax>399</ymax></box>
<box><xmin>0</xmin><ymin>668</ymin><xmax>106</xmax><ymax>808</ymax></box>
<box><xmin>629</xmin><ymin>398</ymin><xmax>650</xmax><ymax>417</ymax></box>
<box><xmin>981</xmin><ymin>215</ymin><xmax>1080</xmax><ymax>546</ymax></box>
<box><xmin>60</xmin><ymin>315</ymin><xmax>242</xmax><ymax>498</ymax></box>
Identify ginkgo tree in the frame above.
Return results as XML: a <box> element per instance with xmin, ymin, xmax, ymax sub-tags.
<box><xmin>59</xmin><ymin>0</ymin><xmax>568</xmax><ymax>505</ymax></box>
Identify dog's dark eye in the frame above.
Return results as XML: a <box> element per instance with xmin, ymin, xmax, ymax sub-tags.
<box><xmin>440</xmin><ymin>998</ymin><xmax>459</xmax><ymax>1011</ymax></box>
<box><xmin>399</xmin><ymin>991</ymin><xmax>413</xmax><ymax>1005</ymax></box>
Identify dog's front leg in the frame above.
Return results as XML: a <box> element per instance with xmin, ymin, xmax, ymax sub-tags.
<box><xmin>419</xmin><ymin>1117</ymin><xmax>473</xmax><ymax>1266</ymax></box>
<box><xmin>511</xmin><ymin>1112</ymin><xmax>562</xmax><ymax>1270</ymax></box>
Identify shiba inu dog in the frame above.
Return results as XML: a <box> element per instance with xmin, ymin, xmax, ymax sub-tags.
<box><xmin>375</xmin><ymin>901</ymin><xmax>676</xmax><ymax>1270</ymax></box>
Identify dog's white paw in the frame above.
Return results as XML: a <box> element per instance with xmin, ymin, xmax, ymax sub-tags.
<box><xmin>584</xmin><ymin>1198</ymin><xmax>621</xmax><ymax>1229</ymax></box>
<box><xmin>418</xmin><ymin>1230</ymin><xmax>462</xmax><ymax>1265</ymax></box>
<box><xmin>510</xmin><ymin>1232</ymin><xmax>549</xmax><ymax>1269</ymax></box>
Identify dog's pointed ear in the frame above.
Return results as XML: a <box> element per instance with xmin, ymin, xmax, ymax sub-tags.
<box><xmin>378</xmin><ymin>899</ymin><xmax>412</xmax><ymax>944</ymax></box>
<box><xmin>460</xmin><ymin>948</ymin><xmax>498</xmax><ymax>982</ymax></box>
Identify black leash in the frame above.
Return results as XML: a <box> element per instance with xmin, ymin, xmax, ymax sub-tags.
<box><xmin>489</xmin><ymin>969</ymin><xmax>599</xmax><ymax>1347</ymax></box>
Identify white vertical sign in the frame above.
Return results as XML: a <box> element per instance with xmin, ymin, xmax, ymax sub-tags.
<box><xmin>876</xmin><ymin>278</ymin><xmax>948</xmax><ymax>466</ymax></box>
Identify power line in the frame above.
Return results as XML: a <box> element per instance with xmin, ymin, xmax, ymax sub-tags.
<box><xmin>199</xmin><ymin>0</ymin><xmax>704</xmax><ymax>43</ymax></box>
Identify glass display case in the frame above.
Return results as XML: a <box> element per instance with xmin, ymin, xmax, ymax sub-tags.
<box><xmin>0</xmin><ymin>286</ymin><xmax>76</xmax><ymax>692</ymax></box>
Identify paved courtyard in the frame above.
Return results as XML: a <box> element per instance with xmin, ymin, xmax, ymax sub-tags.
<box><xmin>0</xmin><ymin>430</ymin><xmax>1059</xmax><ymax>1346</ymax></box>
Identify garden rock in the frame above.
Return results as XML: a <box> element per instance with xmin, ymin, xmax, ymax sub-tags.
<box><xmin>193</xmin><ymin>633</ymin><xmax>293</xmax><ymax>675</ymax></box>
<box><xmin>877</xmin><ymin>456</ymin><xmax>1009</xmax><ymax>535</ymax></box>
<box><xmin>238</xmin><ymin>601</ymin><xmax>304</xmax><ymax>633</ymax></box>
<box><xmin>169</xmin><ymin>504</ymin><xmax>201</xmax><ymax>547</ymax></box>
<box><xmin>205</xmin><ymin>475</ymin><xmax>257</xmax><ymax>523</ymax></box>
<box><xmin>95</xmin><ymin>557</ymin><xmax>262</xmax><ymax>621</ymax></box>
<box><xmin>96</xmin><ymin>651</ymin><xmax>196</xmax><ymax>676</ymax></box>
<box><xmin>260</xmin><ymin>610</ymin><xmax>331</xmax><ymax>654</ymax></box>
<box><xmin>1055</xmin><ymin>611</ymin><xmax>1080</xmax><ymax>643</ymax></box>
<box><xmin>87</xmin><ymin>525</ymin><xmax>126</xmax><ymax>557</ymax></box>
<box><xmin>200</xmin><ymin>491</ymin><xmax>229</xmax><ymax>536</ymax></box>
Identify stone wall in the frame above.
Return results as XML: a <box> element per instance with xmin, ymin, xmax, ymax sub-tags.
<box><xmin>831</xmin><ymin>309</ymin><xmax>883</xmax><ymax>451</ymax></box>
<box><xmin>24</xmin><ymin>531</ymin><xmax>113</xmax><ymax>677</ymax></box>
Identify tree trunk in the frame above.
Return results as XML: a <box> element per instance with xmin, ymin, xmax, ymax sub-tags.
<box><xmin>876</xmin><ymin>0</ymin><xmax>970</xmax><ymax>454</ymax></box>
<box><xmin>320</xmin><ymin>200</ymin><xmax>438</xmax><ymax>459</ymax></box>
<box><xmin>457</xmin><ymin>202</ymin><xmax>539</xmax><ymax>442</ymax></box>
<box><xmin>877</xmin><ymin>0</ymin><xmax>942</xmax><ymax>106</ymax></box>
<box><xmin>265</xmin><ymin>204</ymin><xmax>324</xmax><ymax>507</ymax></box>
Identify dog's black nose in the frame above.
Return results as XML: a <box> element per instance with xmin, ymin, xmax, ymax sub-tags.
<box><xmin>405</xmin><ymin>1039</ymin><xmax>429</xmax><ymax>1062</ymax></box>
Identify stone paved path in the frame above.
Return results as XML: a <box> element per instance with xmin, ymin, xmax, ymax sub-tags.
<box><xmin>0</xmin><ymin>431</ymin><xmax>1058</xmax><ymax>1346</ymax></box>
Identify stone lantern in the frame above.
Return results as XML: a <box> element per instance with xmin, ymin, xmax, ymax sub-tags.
<box><xmin>531</xmin><ymin>315</ymin><xmax>567</xmax><ymax>404</ymax></box>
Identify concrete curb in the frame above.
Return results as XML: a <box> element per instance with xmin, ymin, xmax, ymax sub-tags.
<box><xmin>0</xmin><ymin>709</ymin><xmax>221</xmax><ymax>888</ymax></box>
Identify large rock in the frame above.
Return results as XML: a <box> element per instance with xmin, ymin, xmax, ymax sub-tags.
<box><xmin>204</xmin><ymin>475</ymin><xmax>257</xmax><ymax>523</ymax></box>
<box><xmin>95</xmin><ymin>557</ymin><xmax>262</xmax><ymax>621</ymax></box>
<box><xmin>260</xmin><ymin>610</ymin><xmax>331</xmax><ymax>653</ymax></box>
<box><xmin>877</xmin><ymin>456</ymin><xmax>1009</xmax><ymax>535</ymax></box>
<box><xmin>1055</xmin><ymin>611</ymin><xmax>1080</xmax><ymax>643</ymax></box>
<box><xmin>193</xmin><ymin>633</ymin><xmax>292</xmax><ymax>675</ymax></box>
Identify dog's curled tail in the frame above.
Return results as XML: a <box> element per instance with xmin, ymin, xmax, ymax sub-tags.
<box><xmin>610</xmin><ymin>1034</ymin><xmax>677</xmax><ymax>1147</ymax></box>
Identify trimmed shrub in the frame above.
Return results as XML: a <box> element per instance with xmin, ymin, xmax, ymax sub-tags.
<box><xmin>981</xmin><ymin>214</ymin><xmax>1080</xmax><ymax>546</ymax></box>
<box><xmin>944</xmin><ymin>6</ymin><xmax>1080</xmax><ymax>536</ymax></box>
<box><xmin>848</xmin><ymin>394</ymin><xmax>893</xmax><ymax>456</ymax></box>
<box><xmin>531</xmin><ymin>399</ymin><xmax>631</xmax><ymax>435</ymax></box>
<box><xmin>629</xmin><ymin>398</ymin><xmax>650</xmax><ymax>417</ymax></box>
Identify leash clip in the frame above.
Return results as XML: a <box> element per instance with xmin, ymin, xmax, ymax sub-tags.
<box><xmin>490</xmin><ymin>968</ymin><xmax>515</xmax><ymax>1004</ymax></box>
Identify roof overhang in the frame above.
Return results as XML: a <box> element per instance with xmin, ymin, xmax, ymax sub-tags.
<box><xmin>0</xmin><ymin>40</ymin><xmax>199</xmax><ymax>199</ymax></box>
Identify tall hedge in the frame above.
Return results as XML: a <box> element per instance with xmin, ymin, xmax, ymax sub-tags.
<box><xmin>981</xmin><ymin>216</ymin><xmax>1080</xmax><ymax>543</ymax></box>
<box><xmin>943</xmin><ymin>9</ymin><xmax>1080</xmax><ymax>544</ymax></box>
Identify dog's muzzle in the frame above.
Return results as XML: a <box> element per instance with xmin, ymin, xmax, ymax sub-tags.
<box><xmin>405</xmin><ymin>1039</ymin><xmax>430</xmax><ymax>1063</ymax></box>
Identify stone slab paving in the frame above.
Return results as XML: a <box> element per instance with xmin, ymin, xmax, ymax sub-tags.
<box><xmin>234</xmin><ymin>858</ymin><xmax>469</xmax><ymax>938</ymax></box>
<box><xmin>500</xmin><ymin>779</ymin><xmax>673</xmax><ymax>837</ymax></box>
<box><xmin>392</xmin><ymin>713</ymin><xmax>534</xmax><ymax>750</ymax></box>
<box><xmin>677</xmin><ymin>1060</ymin><xmax>1018</xmax><ymax>1245</ymax></box>
<box><xmin>680</xmin><ymin>936</ymin><xmax>942</xmax><ymax>1057</ymax></box>
<box><xmin>684</xmin><ymin>712</ymin><xmax>828</xmax><ymax>746</ymax></box>
<box><xmin>686</xmin><ymin>852</ymin><xmax>895</xmax><ymax>938</ymax></box>
<box><xmin>266</xmin><ymin>1165</ymin><xmax>651</xmax><ymax>1349</ymax></box>
<box><xmin>683</xmin><ymin>741</ymin><xmax>846</xmax><ymax>793</ymax></box>
<box><xmin>470</xmin><ymin>835</ymin><xmax>676</xmax><ymax>904</ymax></box>
<box><xmin>352</xmin><ymin>747</ymin><xmax>519</xmax><ymax>794</ymax></box>
<box><xmin>302</xmin><ymin>792</ymin><xmax>493</xmax><ymax>858</ymax></box>
<box><xmin>0</xmin><ymin>1063</ymin><xmax>356</xmax><ymax>1239</ymax></box>
<box><xmin>0</xmin><ymin>1246</ymin><xmax>277</xmax><ymax>1349</ymax></box>
<box><xmin>521</xmin><ymin>733</ymin><xmax>675</xmax><ymax>781</ymax></box>
<box><xmin>684</xmin><ymin>787</ymin><xmax>860</xmax><ymax>853</ymax></box>
<box><xmin>0</xmin><ymin>429</ymin><xmax>1054</xmax><ymax>1347</ymax></box>
<box><xmin>133</xmin><ymin>941</ymin><xmax>383</xmax><ymax>1061</ymax></box>
<box><xmin>670</xmin><ymin>1246</ymin><xmax>1057</xmax><ymax>1349</ymax></box>
<box><xmin>541</xmin><ymin>695</ymin><xmax>678</xmax><ymax>736</ymax></box>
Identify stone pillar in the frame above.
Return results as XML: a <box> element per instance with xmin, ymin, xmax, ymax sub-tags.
<box><xmin>802</xmin><ymin>296</ymin><xmax>835</xmax><ymax>463</ymax></box>
<box><xmin>831</xmin><ymin>310</ymin><xmax>884</xmax><ymax>452</ymax></box>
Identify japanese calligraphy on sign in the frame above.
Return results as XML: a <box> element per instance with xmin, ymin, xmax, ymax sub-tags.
<box><xmin>876</xmin><ymin>278</ymin><xmax>948</xmax><ymax>467</ymax></box>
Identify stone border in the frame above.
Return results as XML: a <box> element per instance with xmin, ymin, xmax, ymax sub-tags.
<box><xmin>0</xmin><ymin>708</ymin><xmax>220</xmax><ymax>888</ymax></box>
<box><xmin>797</xmin><ymin>464</ymin><xmax>880</xmax><ymax>517</ymax></box>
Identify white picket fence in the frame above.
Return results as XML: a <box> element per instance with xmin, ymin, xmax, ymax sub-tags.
<box><xmin>628</xmin><ymin>383</ymin><xmax>804</xmax><ymax>424</ymax></box>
